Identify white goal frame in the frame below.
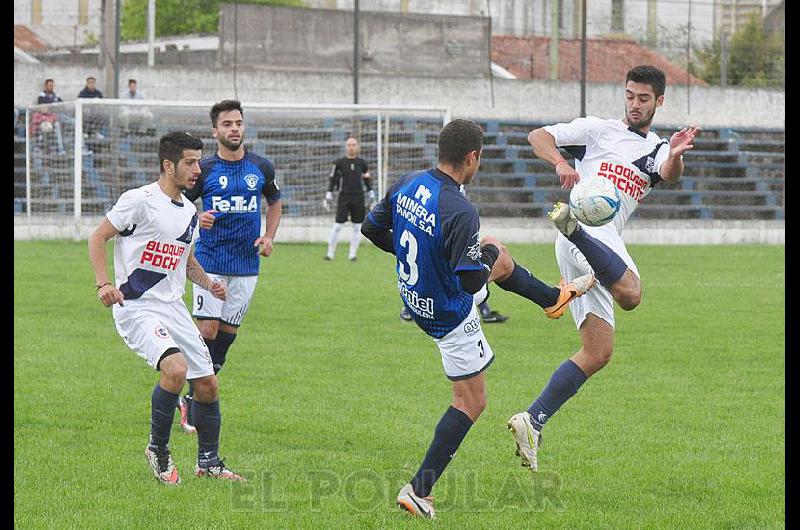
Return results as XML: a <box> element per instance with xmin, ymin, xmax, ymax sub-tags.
<box><xmin>20</xmin><ymin>99</ymin><xmax>450</xmax><ymax>240</ymax></box>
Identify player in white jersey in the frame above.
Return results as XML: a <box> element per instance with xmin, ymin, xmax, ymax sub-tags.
<box><xmin>507</xmin><ymin>65</ymin><xmax>700</xmax><ymax>470</ymax></box>
<box><xmin>88</xmin><ymin>132</ymin><xmax>245</xmax><ymax>484</ymax></box>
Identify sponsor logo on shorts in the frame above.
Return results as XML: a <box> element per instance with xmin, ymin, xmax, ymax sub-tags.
<box><xmin>155</xmin><ymin>326</ymin><xmax>169</xmax><ymax>338</ymax></box>
<box><xmin>463</xmin><ymin>315</ymin><xmax>481</xmax><ymax>336</ymax></box>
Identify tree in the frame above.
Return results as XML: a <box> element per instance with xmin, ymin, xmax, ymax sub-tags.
<box><xmin>121</xmin><ymin>0</ymin><xmax>304</xmax><ymax>41</ymax></box>
<box><xmin>694</xmin><ymin>13</ymin><xmax>784</xmax><ymax>88</ymax></box>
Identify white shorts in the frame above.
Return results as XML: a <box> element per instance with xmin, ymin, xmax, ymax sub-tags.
<box><xmin>555</xmin><ymin>223</ymin><xmax>639</xmax><ymax>330</ymax></box>
<box><xmin>433</xmin><ymin>304</ymin><xmax>495</xmax><ymax>381</ymax></box>
<box><xmin>112</xmin><ymin>299</ymin><xmax>214</xmax><ymax>380</ymax></box>
<box><xmin>192</xmin><ymin>274</ymin><xmax>258</xmax><ymax>327</ymax></box>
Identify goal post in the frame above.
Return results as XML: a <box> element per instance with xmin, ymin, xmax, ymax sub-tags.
<box><xmin>18</xmin><ymin>99</ymin><xmax>450</xmax><ymax>240</ymax></box>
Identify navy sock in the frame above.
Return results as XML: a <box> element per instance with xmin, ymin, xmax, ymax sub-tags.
<box><xmin>567</xmin><ymin>227</ymin><xmax>628</xmax><ymax>288</ymax></box>
<box><xmin>410</xmin><ymin>406</ymin><xmax>474</xmax><ymax>497</ymax></box>
<box><xmin>212</xmin><ymin>331</ymin><xmax>237</xmax><ymax>372</ymax></box>
<box><xmin>192</xmin><ymin>399</ymin><xmax>221</xmax><ymax>468</ymax></box>
<box><xmin>149</xmin><ymin>384</ymin><xmax>179</xmax><ymax>451</ymax></box>
<box><xmin>495</xmin><ymin>262</ymin><xmax>560</xmax><ymax>308</ymax></box>
<box><xmin>527</xmin><ymin>359</ymin><xmax>587</xmax><ymax>430</ymax></box>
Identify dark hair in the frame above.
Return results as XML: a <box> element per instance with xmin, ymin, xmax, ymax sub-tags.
<box><xmin>210</xmin><ymin>99</ymin><xmax>244</xmax><ymax>127</ymax></box>
<box><xmin>626</xmin><ymin>65</ymin><xmax>666</xmax><ymax>97</ymax></box>
<box><xmin>437</xmin><ymin>119</ymin><xmax>484</xmax><ymax>166</ymax></box>
<box><xmin>158</xmin><ymin>131</ymin><xmax>203</xmax><ymax>173</ymax></box>
<box><xmin>86</xmin><ymin>77</ymin><xmax>96</xmax><ymax>82</ymax></box>
<box><xmin>44</xmin><ymin>78</ymin><xmax>53</xmax><ymax>85</ymax></box>
<box><xmin>128</xmin><ymin>79</ymin><xmax>137</xmax><ymax>85</ymax></box>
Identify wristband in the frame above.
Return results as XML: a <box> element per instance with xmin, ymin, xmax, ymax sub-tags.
<box><xmin>95</xmin><ymin>281</ymin><xmax>111</xmax><ymax>290</ymax></box>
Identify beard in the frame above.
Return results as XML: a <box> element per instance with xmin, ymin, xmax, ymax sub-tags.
<box><xmin>626</xmin><ymin>108</ymin><xmax>655</xmax><ymax>130</ymax></box>
<box><xmin>219</xmin><ymin>134</ymin><xmax>243</xmax><ymax>150</ymax></box>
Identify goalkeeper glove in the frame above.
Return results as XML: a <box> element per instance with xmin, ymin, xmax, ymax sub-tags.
<box><xmin>323</xmin><ymin>191</ymin><xmax>333</xmax><ymax>212</ymax></box>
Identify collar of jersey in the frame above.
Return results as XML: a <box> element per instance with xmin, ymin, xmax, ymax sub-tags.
<box><xmin>214</xmin><ymin>147</ymin><xmax>248</xmax><ymax>164</ymax></box>
<box><xmin>622</xmin><ymin>121</ymin><xmax>649</xmax><ymax>139</ymax></box>
<box><xmin>152</xmin><ymin>182</ymin><xmax>185</xmax><ymax>207</ymax></box>
<box><xmin>431</xmin><ymin>167</ymin><xmax>460</xmax><ymax>187</ymax></box>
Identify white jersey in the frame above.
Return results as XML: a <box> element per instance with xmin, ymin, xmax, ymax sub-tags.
<box><xmin>106</xmin><ymin>182</ymin><xmax>198</xmax><ymax>304</ymax></box>
<box><xmin>544</xmin><ymin>117</ymin><xmax>670</xmax><ymax>233</ymax></box>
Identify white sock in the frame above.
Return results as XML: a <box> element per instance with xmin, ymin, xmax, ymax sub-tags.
<box><xmin>327</xmin><ymin>223</ymin><xmax>344</xmax><ymax>257</ymax></box>
<box><xmin>349</xmin><ymin>223</ymin><xmax>362</xmax><ymax>259</ymax></box>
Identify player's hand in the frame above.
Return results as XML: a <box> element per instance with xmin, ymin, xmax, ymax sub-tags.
<box><xmin>668</xmin><ymin>125</ymin><xmax>701</xmax><ymax>159</ymax></box>
<box><xmin>254</xmin><ymin>236</ymin><xmax>274</xmax><ymax>257</ymax></box>
<box><xmin>367</xmin><ymin>190</ymin><xmax>376</xmax><ymax>208</ymax></box>
<box><xmin>199</xmin><ymin>210</ymin><xmax>218</xmax><ymax>230</ymax></box>
<box><xmin>98</xmin><ymin>284</ymin><xmax>125</xmax><ymax>307</ymax></box>
<box><xmin>555</xmin><ymin>160</ymin><xmax>580</xmax><ymax>189</ymax></box>
<box><xmin>209</xmin><ymin>279</ymin><xmax>227</xmax><ymax>301</ymax></box>
<box><xmin>323</xmin><ymin>191</ymin><xmax>333</xmax><ymax>212</ymax></box>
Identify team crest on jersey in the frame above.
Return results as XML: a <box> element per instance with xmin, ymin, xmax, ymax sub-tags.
<box><xmin>154</xmin><ymin>326</ymin><xmax>169</xmax><ymax>338</ymax></box>
<box><xmin>244</xmin><ymin>174</ymin><xmax>259</xmax><ymax>190</ymax></box>
<box><xmin>645</xmin><ymin>156</ymin><xmax>656</xmax><ymax>173</ymax></box>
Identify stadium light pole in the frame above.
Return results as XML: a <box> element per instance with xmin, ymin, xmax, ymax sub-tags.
<box><xmin>580</xmin><ymin>0</ymin><xmax>587</xmax><ymax>117</ymax></box>
<box><xmin>353</xmin><ymin>0</ymin><xmax>360</xmax><ymax>104</ymax></box>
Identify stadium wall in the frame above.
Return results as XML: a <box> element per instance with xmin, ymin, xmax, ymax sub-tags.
<box><xmin>14</xmin><ymin>216</ymin><xmax>785</xmax><ymax>245</ymax></box>
<box><xmin>14</xmin><ymin>63</ymin><xmax>784</xmax><ymax>130</ymax></box>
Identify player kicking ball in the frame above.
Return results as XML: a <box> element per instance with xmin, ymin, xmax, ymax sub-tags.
<box><xmin>362</xmin><ymin>119</ymin><xmax>594</xmax><ymax>518</ymax></box>
<box><xmin>88</xmin><ymin>132</ymin><xmax>244</xmax><ymax>484</ymax></box>
<box><xmin>507</xmin><ymin>65</ymin><xmax>699</xmax><ymax>471</ymax></box>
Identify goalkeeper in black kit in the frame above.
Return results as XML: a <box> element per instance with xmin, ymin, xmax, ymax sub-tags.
<box><xmin>323</xmin><ymin>136</ymin><xmax>375</xmax><ymax>261</ymax></box>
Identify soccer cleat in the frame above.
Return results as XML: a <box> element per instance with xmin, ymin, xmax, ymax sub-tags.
<box><xmin>324</xmin><ymin>255</ymin><xmax>333</xmax><ymax>261</ymax></box>
<box><xmin>195</xmin><ymin>460</ymin><xmax>246</xmax><ymax>481</ymax></box>
<box><xmin>547</xmin><ymin>202</ymin><xmax>578</xmax><ymax>237</ymax></box>
<box><xmin>543</xmin><ymin>274</ymin><xmax>595</xmax><ymax>319</ymax></box>
<box><xmin>144</xmin><ymin>446</ymin><xmax>181</xmax><ymax>485</ymax></box>
<box><xmin>349</xmin><ymin>256</ymin><xmax>357</xmax><ymax>262</ymax></box>
<box><xmin>507</xmin><ymin>412</ymin><xmax>541</xmax><ymax>471</ymax></box>
<box><xmin>481</xmin><ymin>310</ymin><xmax>509</xmax><ymax>323</ymax></box>
<box><xmin>177</xmin><ymin>395</ymin><xmax>196</xmax><ymax>435</ymax></box>
<box><xmin>399</xmin><ymin>306</ymin><xmax>413</xmax><ymax>321</ymax></box>
<box><xmin>397</xmin><ymin>483</ymin><xmax>435</xmax><ymax>519</ymax></box>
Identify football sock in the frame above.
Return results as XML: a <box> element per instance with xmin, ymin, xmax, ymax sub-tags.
<box><xmin>527</xmin><ymin>359</ymin><xmax>587</xmax><ymax>430</ymax></box>
<box><xmin>567</xmin><ymin>227</ymin><xmax>628</xmax><ymax>288</ymax></box>
<box><xmin>349</xmin><ymin>223</ymin><xmax>362</xmax><ymax>259</ymax></box>
<box><xmin>211</xmin><ymin>330</ymin><xmax>237</xmax><ymax>371</ymax></box>
<box><xmin>495</xmin><ymin>262</ymin><xmax>560</xmax><ymax>308</ymax></box>
<box><xmin>410</xmin><ymin>406</ymin><xmax>473</xmax><ymax>497</ymax></box>
<box><xmin>149</xmin><ymin>384</ymin><xmax>179</xmax><ymax>451</ymax></box>
<box><xmin>327</xmin><ymin>222</ymin><xmax>344</xmax><ymax>257</ymax></box>
<box><xmin>192</xmin><ymin>399</ymin><xmax>221</xmax><ymax>468</ymax></box>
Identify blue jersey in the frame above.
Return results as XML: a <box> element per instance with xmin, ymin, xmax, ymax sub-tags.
<box><xmin>184</xmin><ymin>150</ymin><xmax>281</xmax><ymax>276</ymax></box>
<box><xmin>368</xmin><ymin>168</ymin><xmax>483</xmax><ymax>338</ymax></box>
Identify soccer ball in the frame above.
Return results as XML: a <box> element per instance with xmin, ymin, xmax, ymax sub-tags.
<box><xmin>568</xmin><ymin>177</ymin><xmax>621</xmax><ymax>227</ymax></box>
<box><xmin>39</xmin><ymin>120</ymin><xmax>54</xmax><ymax>134</ymax></box>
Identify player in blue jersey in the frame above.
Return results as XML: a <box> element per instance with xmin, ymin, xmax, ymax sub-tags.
<box><xmin>361</xmin><ymin>119</ymin><xmax>595</xmax><ymax>518</ymax></box>
<box><xmin>178</xmin><ymin>100</ymin><xmax>283</xmax><ymax>433</ymax></box>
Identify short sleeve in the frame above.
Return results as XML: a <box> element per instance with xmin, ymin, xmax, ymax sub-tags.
<box><xmin>259</xmin><ymin>159</ymin><xmax>281</xmax><ymax>204</ymax></box>
<box><xmin>653</xmin><ymin>139</ymin><xmax>671</xmax><ymax>175</ymax></box>
<box><xmin>444</xmin><ymin>207</ymin><xmax>482</xmax><ymax>272</ymax></box>
<box><xmin>543</xmin><ymin>117</ymin><xmax>595</xmax><ymax>149</ymax></box>
<box><xmin>106</xmin><ymin>189</ymin><xmax>144</xmax><ymax>233</ymax></box>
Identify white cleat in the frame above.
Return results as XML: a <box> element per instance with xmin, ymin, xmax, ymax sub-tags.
<box><xmin>397</xmin><ymin>483</ymin><xmax>435</xmax><ymax>519</ymax></box>
<box><xmin>507</xmin><ymin>412</ymin><xmax>541</xmax><ymax>471</ymax></box>
<box><xmin>144</xmin><ymin>446</ymin><xmax>181</xmax><ymax>485</ymax></box>
<box><xmin>547</xmin><ymin>202</ymin><xmax>578</xmax><ymax>237</ymax></box>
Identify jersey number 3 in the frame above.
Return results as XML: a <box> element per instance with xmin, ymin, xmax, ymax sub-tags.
<box><xmin>398</xmin><ymin>229</ymin><xmax>419</xmax><ymax>286</ymax></box>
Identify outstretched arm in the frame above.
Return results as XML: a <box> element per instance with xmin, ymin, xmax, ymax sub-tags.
<box><xmin>659</xmin><ymin>126</ymin><xmax>701</xmax><ymax>183</ymax></box>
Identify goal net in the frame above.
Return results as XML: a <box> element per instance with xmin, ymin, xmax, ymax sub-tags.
<box><xmin>18</xmin><ymin>100</ymin><xmax>449</xmax><ymax>240</ymax></box>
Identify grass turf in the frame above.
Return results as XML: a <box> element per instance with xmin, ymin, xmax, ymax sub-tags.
<box><xmin>14</xmin><ymin>241</ymin><xmax>784</xmax><ymax>528</ymax></box>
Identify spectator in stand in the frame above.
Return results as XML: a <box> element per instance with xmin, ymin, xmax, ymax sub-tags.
<box><xmin>120</xmin><ymin>79</ymin><xmax>153</xmax><ymax>132</ymax></box>
<box><xmin>33</xmin><ymin>78</ymin><xmax>65</xmax><ymax>154</ymax></box>
<box><xmin>37</xmin><ymin>78</ymin><xmax>63</xmax><ymax>105</ymax></box>
<box><xmin>78</xmin><ymin>76</ymin><xmax>104</xmax><ymax>99</ymax></box>
<box><xmin>122</xmin><ymin>79</ymin><xmax>145</xmax><ymax>99</ymax></box>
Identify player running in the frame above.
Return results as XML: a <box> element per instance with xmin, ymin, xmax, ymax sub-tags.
<box><xmin>507</xmin><ymin>65</ymin><xmax>700</xmax><ymax>471</ymax></box>
<box><xmin>361</xmin><ymin>119</ymin><xmax>594</xmax><ymax>518</ymax></box>
<box><xmin>178</xmin><ymin>100</ymin><xmax>283</xmax><ymax>434</ymax></box>
<box><xmin>88</xmin><ymin>131</ymin><xmax>244</xmax><ymax>484</ymax></box>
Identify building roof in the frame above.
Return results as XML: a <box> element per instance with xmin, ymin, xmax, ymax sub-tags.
<box><xmin>14</xmin><ymin>25</ymin><xmax>48</xmax><ymax>51</ymax></box>
<box><xmin>492</xmin><ymin>35</ymin><xmax>708</xmax><ymax>86</ymax></box>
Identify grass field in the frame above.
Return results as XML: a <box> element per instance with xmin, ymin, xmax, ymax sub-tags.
<box><xmin>14</xmin><ymin>240</ymin><xmax>784</xmax><ymax>529</ymax></box>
